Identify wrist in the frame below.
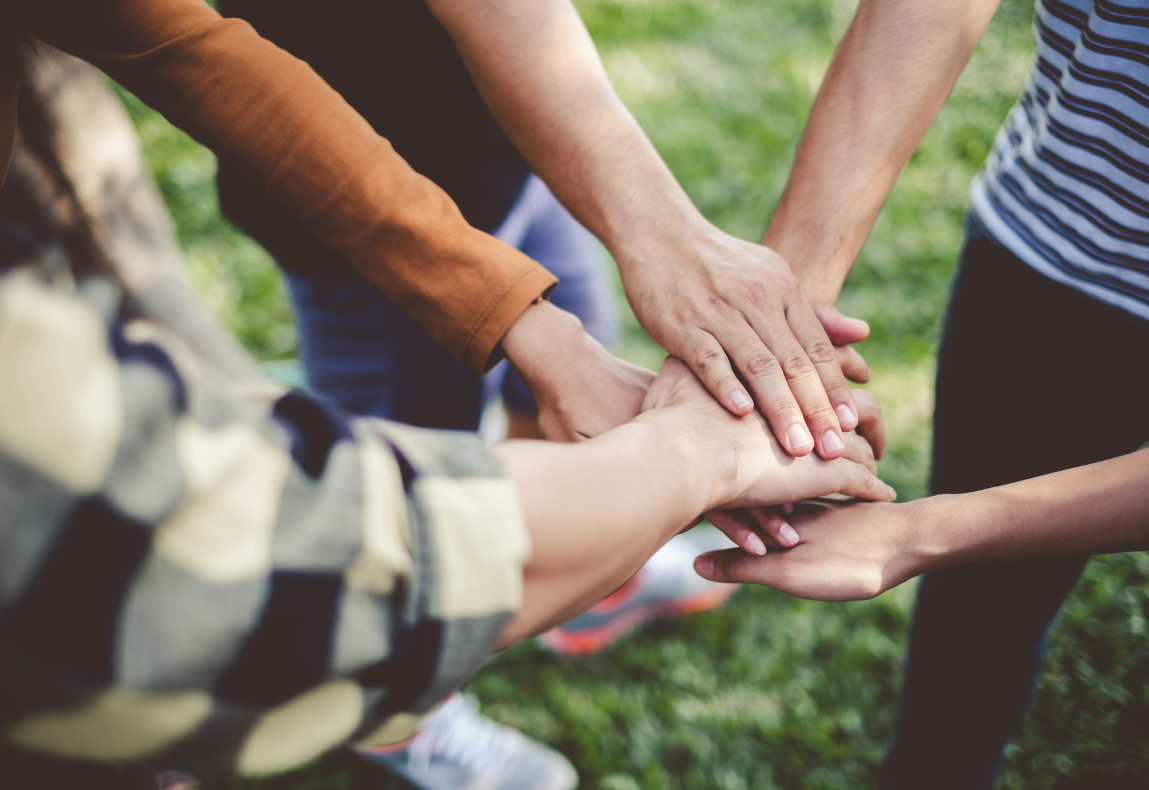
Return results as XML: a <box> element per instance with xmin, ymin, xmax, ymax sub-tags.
<box><xmin>632</xmin><ymin>403</ymin><xmax>737</xmax><ymax>515</ymax></box>
<box><xmin>899</xmin><ymin>493</ymin><xmax>982</xmax><ymax>578</ymax></box>
<box><xmin>762</xmin><ymin>198</ymin><xmax>865</xmax><ymax>305</ymax></box>
<box><xmin>610</xmin><ymin>207</ymin><xmax>716</xmax><ymax>277</ymax></box>
<box><xmin>500</xmin><ymin>300</ymin><xmax>586</xmax><ymax>381</ymax></box>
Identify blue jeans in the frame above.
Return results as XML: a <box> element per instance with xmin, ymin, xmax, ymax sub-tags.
<box><xmin>881</xmin><ymin>217</ymin><xmax>1149</xmax><ymax>788</ymax></box>
<box><xmin>284</xmin><ymin>175</ymin><xmax>619</xmax><ymax>429</ymax></box>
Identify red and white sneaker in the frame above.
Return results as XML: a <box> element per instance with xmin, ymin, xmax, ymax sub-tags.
<box><xmin>538</xmin><ymin>527</ymin><xmax>740</xmax><ymax>656</ymax></box>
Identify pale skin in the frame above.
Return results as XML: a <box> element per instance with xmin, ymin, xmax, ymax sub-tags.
<box><xmin>495</xmin><ymin>357</ymin><xmax>896</xmax><ymax>645</ymax></box>
<box><xmin>695</xmin><ymin>449</ymin><xmax>1149</xmax><ymax>601</ymax></box>
<box><xmin>427</xmin><ymin>0</ymin><xmax>875</xmax><ymax>459</ymax></box>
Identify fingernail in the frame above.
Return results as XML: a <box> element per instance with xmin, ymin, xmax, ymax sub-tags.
<box><xmin>821</xmin><ymin>430</ymin><xmax>844</xmax><ymax>453</ymax></box>
<box><xmin>887</xmin><ymin>485</ymin><xmax>897</xmax><ymax>500</ymax></box>
<box><xmin>746</xmin><ymin>533</ymin><xmax>767</xmax><ymax>555</ymax></box>
<box><xmin>835</xmin><ymin>403</ymin><xmax>856</xmax><ymax>428</ymax></box>
<box><xmin>788</xmin><ymin>423</ymin><xmax>813</xmax><ymax>449</ymax></box>
<box><xmin>730</xmin><ymin>391</ymin><xmax>752</xmax><ymax>411</ymax></box>
<box><xmin>779</xmin><ymin>523</ymin><xmax>800</xmax><ymax>545</ymax></box>
<box><xmin>781</xmin><ymin>502</ymin><xmax>795</xmax><ymax>514</ymax></box>
<box><xmin>694</xmin><ymin>553</ymin><xmax>715</xmax><ymax>579</ymax></box>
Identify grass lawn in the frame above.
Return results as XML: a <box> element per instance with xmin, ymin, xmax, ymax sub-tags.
<box><xmin>120</xmin><ymin>0</ymin><xmax>1149</xmax><ymax>787</ymax></box>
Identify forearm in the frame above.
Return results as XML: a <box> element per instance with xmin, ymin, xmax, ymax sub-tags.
<box><xmin>763</xmin><ymin>0</ymin><xmax>998</xmax><ymax>302</ymax></box>
<box><xmin>427</xmin><ymin>0</ymin><xmax>708</xmax><ymax>265</ymax></box>
<box><xmin>915</xmin><ymin>449</ymin><xmax>1149</xmax><ymax>571</ymax></box>
<box><xmin>495</xmin><ymin>412</ymin><xmax>714</xmax><ymax>644</ymax></box>
<box><xmin>16</xmin><ymin>0</ymin><xmax>554</xmax><ymax>374</ymax></box>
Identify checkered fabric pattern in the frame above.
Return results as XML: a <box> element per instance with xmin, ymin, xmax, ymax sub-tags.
<box><xmin>0</xmin><ymin>268</ymin><xmax>530</xmax><ymax>777</ymax></box>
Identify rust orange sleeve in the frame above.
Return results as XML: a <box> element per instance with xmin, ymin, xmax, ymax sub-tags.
<box><xmin>16</xmin><ymin>0</ymin><xmax>556</xmax><ymax>373</ymax></box>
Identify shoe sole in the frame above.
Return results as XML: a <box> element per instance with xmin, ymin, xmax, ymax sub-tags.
<box><xmin>537</xmin><ymin>583</ymin><xmax>740</xmax><ymax>656</ymax></box>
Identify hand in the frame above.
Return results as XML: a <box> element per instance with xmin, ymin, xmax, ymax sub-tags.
<box><xmin>501</xmin><ymin>300</ymin><xmax>656</xmax><ymax>441</ymax></box>
<box><xmin>694</xmin><ymin>499</ymin><xmax>927</xmax><ymax>600</ymax></box>
<box><xmin>704</xmin><ymin>385</ymin><xmax>888</xmax><ymax>554</ymax></box>
<box><xmin>620</xmin><ymin>225</ymin><xmax>869</xmax><ymax>459</ymax></box>
<box><xmin>639</xmin><ymin>357</ymin><xmax>895</xmax><ymax>514</ymax></box>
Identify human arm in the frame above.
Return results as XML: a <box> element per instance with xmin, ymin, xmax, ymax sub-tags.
<box><xmin>10</xmin><ymin>0</ymin><xmax>554</xmax><ymax>374</ymax></box>
<box><xmin>426</xmin><ymin>0</ymin><xmax>869</xmax><ymax>458</ymax></box>
<box><xmin>762</xmin><ymin>0</ymin><xmax>1001</xmax><ymax>302</ymax></box>
<box><xmin>695</xmin><ymin>449</ymin><xmax>1149</xmax><ymax>601</ymax></box>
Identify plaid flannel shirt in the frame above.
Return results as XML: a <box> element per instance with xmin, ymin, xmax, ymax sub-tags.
<box><xmin>0</xmin><ymin>268</ymin><xmax>530</xmax><ymax>777</ymax></box>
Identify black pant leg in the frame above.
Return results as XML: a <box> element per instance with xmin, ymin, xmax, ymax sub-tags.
<box><xmin>882</xmin><ymin>220</ymin><xmax>1149</xmax><ymax>790</ymax></box>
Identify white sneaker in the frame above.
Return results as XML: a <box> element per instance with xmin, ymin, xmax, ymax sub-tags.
<box><xmin>358</xmin><ymin>694</ymin><xmax>578</xmax><ymax>790</ymax></box>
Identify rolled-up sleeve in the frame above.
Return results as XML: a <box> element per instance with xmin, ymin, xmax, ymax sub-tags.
<box><xmin>0</xmin><ymin>270</ymin><xmax>530</xmax><ymax>776</ymax></box>
<box><xmin>9</xmin><ymin>0</ymin><xmax>556</xmax><ymax>373</ymax></box>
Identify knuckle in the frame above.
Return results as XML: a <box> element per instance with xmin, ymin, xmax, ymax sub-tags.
<box><xmin>807</xmin><ymin>400</ymin><xmax>838</xmax><ymax>421</ymax></box>
<box><xmin>742</xmin><ymin>351</ymin><xmax>783</xmax><ymax>379</ymax></box>
<box><xmin>852</xmin><ymin>464</ymin><xmax>874</xmax><ymax>491</ymax></box>
<box><xmin>704</xmin><ymin>296</ymin><xmax>737</xmax><ymax>316</ymax></box>
<box><xmin>780</xmin><ymin>350</ymin><xmax>816</xmax><ymax>378</ymax></box>
<box><xmin>804</xmin><ymin>338</ymin><xmax>837</xmax><ymax>366</ymax></box>
<box><xmin>744</xmin><ymin>280</ymin><xmax>782</xmax><ymax>313</ymax></box>
<box><xmin>692</xmin><ymin>344</ymin><xmax>729</xmax><ymax>375</ymax></box>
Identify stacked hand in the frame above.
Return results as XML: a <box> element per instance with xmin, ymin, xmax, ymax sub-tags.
<box><xmin>622</xmin><ymin>228</ymin><xmax>873</xmax><ymax>457</ymax></box>
<box><xmin>639</xmin><ymin>357</ymin><xmax>894</xmax><ymax>519</ymax></box>
<box><xmin>694</xmin><ymin>499</ymin><xmax>922</xmax><ymax>601</ymax></box>
<box><xmin>702</xmin><ymin>383</ymin><xmax>888</xmax><ymax>556</ymax></box>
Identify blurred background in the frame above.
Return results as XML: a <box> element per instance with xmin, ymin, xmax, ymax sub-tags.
<box><xmin>111</xmin><ymin>0</ymin><xmax>1149</xmax><ymax>786</ymax></box>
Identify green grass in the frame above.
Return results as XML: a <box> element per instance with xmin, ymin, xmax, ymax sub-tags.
<box><xmin>119</xmin><ymin>0</ymin><xmax>1149</xmax><ymax>787</ymax></box>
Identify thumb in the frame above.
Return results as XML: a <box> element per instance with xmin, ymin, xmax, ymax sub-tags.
<box><xmin>811</xmin><ymin>299</ymin><xmax>869</xmax><ymax>346</ymax></box>
<box><xmin>695</xmin><ymin>548</ymin><xmax>777</xmax><ymax>585</ymax></box>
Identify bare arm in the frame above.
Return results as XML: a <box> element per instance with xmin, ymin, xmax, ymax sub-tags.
<box><xmin>763</xmin><ymin>0</ymin><xmax>1001</xmax><ymax>302</ymax></box>
<box><xmin>428</xmin><ymin>0</ymin><xmax>870</xmax><ymax>461</ymax></box>
<box><xmin>696</xmin><ymin>449</ymin><xmax>1149</xmax><ymax>601</ymax></box>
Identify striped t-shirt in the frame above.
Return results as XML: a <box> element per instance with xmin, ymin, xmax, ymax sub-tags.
<box><xmin>970</xmin><ymin>0</ymin><xmax>1149</xmax><ymax>322</ymax></box>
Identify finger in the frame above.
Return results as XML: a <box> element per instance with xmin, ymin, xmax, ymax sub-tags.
<box><xmin>695</xmin><ymin>547</ymin><xmax>781</xmax><ymax>586</ymax></box>
<box><xmin>811</xmin><ymin>299</ymin><xmax>869</xmax><ymax>346</ymax></box>
<box><xmin>834</xmin><ymin>459</ymin><xmax>896</xmax><ymax>502</ymax></box>
<box><xmin>746</xmin><ymin>508</ymin><xmax>801</xmax><ymax>547</ymax></box>
<box><xmin>757</xmin><ymin>298</ymin><xmax>850</xmax><ymax>457</ymax></box>
<box><xmin>836</xmin><ymin>344</ymin><xmax>872</xmax><ymax>383</ymax></box>
<box><xmin>682</xmin><ymin>329</ymin><xmax>755</xmax><ymax>417</ymax></box>
<box><xmin>852</xmin><ymin>389</ymin><xmax>886</xmax><ymax>460</ymax></box>
<box><xmin>705</xmin><ymin>510</ymin><xmax>767</xmax><ymax>555</ymax></box>
<box><xmin>721</xmin><ymin>322</ymin><xmax>815</xmax><ymax>456</ymax></box>
<box><xmin>841</xmin><ymin>433</ymin><xmax>877</xmax><ymax>475</ymax></box>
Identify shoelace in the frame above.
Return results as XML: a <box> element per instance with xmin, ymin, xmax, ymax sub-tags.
<box><xmin>406</xmin><ymin>694</ymin><xmax>515</xmax><ymax>778</ymax></box>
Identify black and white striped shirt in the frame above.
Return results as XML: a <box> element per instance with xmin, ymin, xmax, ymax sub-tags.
<box><xmin>971</xmin><ymin>0</ymin><xmax>1149</xmax><ymax>322</ymax></box>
